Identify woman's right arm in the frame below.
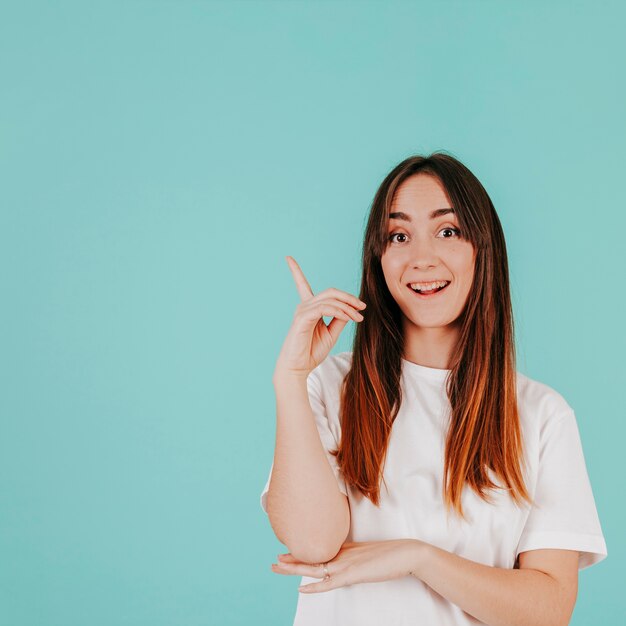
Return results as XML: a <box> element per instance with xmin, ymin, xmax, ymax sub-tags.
<box><xmin>264</xmin><ymin>256</ymin><xmax>366</xmax><ymax>565</ymax></box>
<box><xmin>266</xmin><ymin>371</ymin><xmax>350</xmax><ymax>565</ymax></box>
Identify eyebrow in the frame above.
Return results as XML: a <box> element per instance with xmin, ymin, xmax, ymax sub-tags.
<box><xmin>388</xmin><ymin>208</ymin><xmax>455</xmax><ymax>222</ymax></box>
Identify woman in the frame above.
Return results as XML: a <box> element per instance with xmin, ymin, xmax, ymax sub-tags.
<box><xmin>260</xmin><ymin>152</ymin><xmax>607</xmax><ymax>625</ymax></box>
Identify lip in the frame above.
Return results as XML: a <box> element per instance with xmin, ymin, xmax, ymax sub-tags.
<box><xmin>406</xmin><ymin>281</ymin><xmax>451</xmax><ymax>299</ymax></box>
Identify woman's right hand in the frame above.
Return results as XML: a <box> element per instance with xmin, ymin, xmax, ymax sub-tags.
<box><xmin>274</xmin><ymin>256</ymin><xmax>367</xmax><ymax>380</ymax></box>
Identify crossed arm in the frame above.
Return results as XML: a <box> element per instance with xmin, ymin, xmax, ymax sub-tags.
<box><xmin>411</xmin><ymin>542</ymin><xmax>579</xmax><ymax>626</ymax></box>
<box><xmin>275</xmin><ymin>540</ymin><xmax>580</xmax><ymax>626</ymax></box>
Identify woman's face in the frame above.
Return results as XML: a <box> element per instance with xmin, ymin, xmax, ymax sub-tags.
<box><xmin>380</xmin><ymin>174</ymin><xmax>476</xmax><ymax>332</ymax></box>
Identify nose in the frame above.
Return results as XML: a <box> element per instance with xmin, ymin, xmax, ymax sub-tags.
<box><xmin>408</xmin><ymin>233</ymin><xmax>439</xmax><ymax>270</ymax></box>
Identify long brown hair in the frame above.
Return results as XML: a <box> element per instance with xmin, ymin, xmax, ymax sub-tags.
<box><xmin>330</xmin><ymin>152</ymin><xmax>532</xmax><ymax>520</ymax></box>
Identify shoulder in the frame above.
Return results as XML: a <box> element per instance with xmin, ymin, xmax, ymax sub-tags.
<box><xmin>311</xmin><ymin>357</ymin><xmax>576</xmax><ymax>426</ymax></box>
<box><xmin>515</xmin><ymin>370</ymin><xmax>575</xmax><ymax>433</ymax></box>
<box><xmin>309</xmin><ymin>350</ymin><xmax>353</xmax><ymax>382</ymax></box>
<box><xmin>308</xmin><ymin>351</ymin><xmax>353</xmax><ymax>395</ymax></box>
<box><xmin>321</xmin><ymin>350</ymin><xmax>353</xmax><ymax>376</ymax></box>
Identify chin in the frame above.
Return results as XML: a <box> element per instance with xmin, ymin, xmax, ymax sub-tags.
<box><xmin>404</xmin><ymin>315</ymin><xmax>455</xmax><ymax>329</ymax></box>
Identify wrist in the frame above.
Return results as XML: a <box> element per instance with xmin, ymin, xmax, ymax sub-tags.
<box><xmin>273</xmin><ymin>368</ymin><xmax>310</xmax><ymax>387</ymax></box>
<box><xmin>407</xmin><ymin>539</ymin><xmax>431</xmax><ymax>580</ymax></box>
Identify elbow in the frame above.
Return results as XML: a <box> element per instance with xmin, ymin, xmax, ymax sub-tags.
<box><xmin>555</xmin><ymin>602</ymin><xmax>577</xmax><ymax>626</ymax></box>
<box><xmin>267</xmin><ymin>518</ymin><xmax>342</xmax><ymax>564</ymax></box>
<box><xmin>270</xmin><ymin>504</ymin><xmax>350</xmax><ymax>565</ymax></box>
<box><xmin>287</xmin><ymin>540</ymin><xmax>342</xmax><ymax>566</ymax></box>
<box><xmin>546</xmin><ymin>579</ymin><xmax>578</xmax><ymax>626</ymax></box>
<box><xmin>266</xmin><ymin>492</ymin><xmax>350</xmax><ymax>565</ymax></box>
<box><xmin>282</xmin><ymin>527</ymin><xmax>345</xmax><ymax>564</ymax></box>
<box><xmin>287</xmin><ymin>516</ymin><xmax>348</xmax><ymax>564</ymax></box>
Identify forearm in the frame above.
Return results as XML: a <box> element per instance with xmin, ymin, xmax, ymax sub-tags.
<box><xmin>266</xmin><ymin>374</ymin><xmax>350</xmax><ymax>563</ymax></box>
<box><xmin>409</xmin><ymin>541</ymin><xmax>568</xmax><ymax>626</ymax></box>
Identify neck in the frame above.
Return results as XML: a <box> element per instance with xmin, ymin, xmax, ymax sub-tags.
<box><xmin>401</xmin><ymin>320</ymin><xmax>460</xmax><ymax>370</ymax></box>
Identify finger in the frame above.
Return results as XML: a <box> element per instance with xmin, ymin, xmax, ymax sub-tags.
<box><xmin>306</xmin><ymin>298</ymin><xmax>364</xmax><ymax>323</ymax></box>
<box><xmin>299</xmin><ymin>577</ymin><xmax>340</xmax><ymax>593</ymax></box>
<box><xmin>271</xmin><ymin>561</ymin><xmax>330</xmax><ymax>579</ymax></box>
<box><xmin>286</xmin><ymin>256</ymin><xmax>314</xmax><ymax>302</ymax></box>
<box><xmin>320</xmin><ymin>287</ymin><xmax>367</xmax><ymax>313</ymax></box>
<box><xmin>295</xmin><ymin>302</ymin><xmax>355</xmax><ymax>328</ymax></box>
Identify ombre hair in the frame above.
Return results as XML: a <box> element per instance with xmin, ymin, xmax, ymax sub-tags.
<box><xmin>330</xmin><ymin>152</ymin><xmax>532</xmax><ymax>520</ymax></box>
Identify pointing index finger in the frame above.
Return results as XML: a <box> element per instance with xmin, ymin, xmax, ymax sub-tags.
<box><xmin>286</xmin><ymin>256</ymin><xmax>314</xmax><ymax>301</ymax></box>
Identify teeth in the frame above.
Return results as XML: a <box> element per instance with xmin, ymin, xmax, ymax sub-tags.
<box><xmin>410</xmin><ymin>280</ymin><xmax>449</xmax><ymax>292</ymax></box>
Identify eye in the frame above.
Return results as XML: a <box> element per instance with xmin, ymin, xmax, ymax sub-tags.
<box><xmin>388</xmin><ymin>232</ymin><xmax>408</xmax><ymax>244</ymax></box>
<box><xmin>387</xmin><ymin>227</ymin><xmax>461</xmax><ymax>244</ymax></box>
<box><xmin>438</xmin><ymin>227</ymin><xmax>461</xmax><ymax>238</ymax></box>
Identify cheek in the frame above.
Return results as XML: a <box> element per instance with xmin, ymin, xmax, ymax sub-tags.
<box><xmin>380</xmin><ymin>256</ymin><xmax>400</xmax><ymax>287</ymax></box>
<box><xmin>454</xmin><ymin>247</ymin><xmax>476</xmax><ymax>287</ymax></box>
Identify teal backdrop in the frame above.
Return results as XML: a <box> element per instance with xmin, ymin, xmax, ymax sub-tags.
<box><xmin>1</xmin><ymin>1</ymin><xmax>624</xmax><ymax>624</ymax></box>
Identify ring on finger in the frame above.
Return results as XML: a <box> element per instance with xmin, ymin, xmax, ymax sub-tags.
<box><xmin>321</xmin><ymin>562</ymin><xmax>330</xmax><ymax>580</ymax></box>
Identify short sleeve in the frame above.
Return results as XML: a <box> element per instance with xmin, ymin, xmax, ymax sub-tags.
<box><xmin>515</xmin><ymin>409</ymin><xmax>608</xmax><ymax>570</ymax></box>
<box><xmin>259</xmin><ymin>364</ymin><xmax>348</xmax><ymax>515</ymax></box>
<box><xmin>259</xmin><ymin>461</ymin><xmax>274</xmax><ymax>515</ymax></box>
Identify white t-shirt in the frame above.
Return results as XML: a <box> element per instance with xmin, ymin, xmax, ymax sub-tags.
<box><xmin>260</xmin><ymin>351</ymin><xmax>607</xmax><ymax>626</ymax></box>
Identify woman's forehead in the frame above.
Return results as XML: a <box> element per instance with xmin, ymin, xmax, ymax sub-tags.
<box><xmin>389</xmin><ymin>175</ymin><xmax>453</xmax><ymax>218</ymax></box>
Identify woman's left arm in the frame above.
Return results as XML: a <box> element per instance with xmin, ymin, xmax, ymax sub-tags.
<box><xmin>272</xmin><ymin>539</ymin><xmax>579</xmax><ymax>626</ymax></box>
<box><xmin>412</xmin><ymin>541</ymin><xmax>579</xmax><ymax>626</ymax></box>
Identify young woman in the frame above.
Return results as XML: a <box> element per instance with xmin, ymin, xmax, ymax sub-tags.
<box><xmin>260</xmin><ymin>153</ymin><xmax>607</xmax><ymax>626</ymax></box>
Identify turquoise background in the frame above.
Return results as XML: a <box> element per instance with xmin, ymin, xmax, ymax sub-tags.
<box><xmin>1</xmin><ymin>1</ymin><xmax>624</xmax><ymax>624</ymax></box>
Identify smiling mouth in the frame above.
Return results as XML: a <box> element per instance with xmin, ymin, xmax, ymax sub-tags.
<box><xmin>407</xmin><ymin>281</ymin><xmax>451</xmax><ymax>298</ymax></box>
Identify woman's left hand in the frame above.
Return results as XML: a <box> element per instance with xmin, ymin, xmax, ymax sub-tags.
<box><xmin>270</xmin><ymin>539</ymin><xmax>424</xmax><ymax>593</ymax></box>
